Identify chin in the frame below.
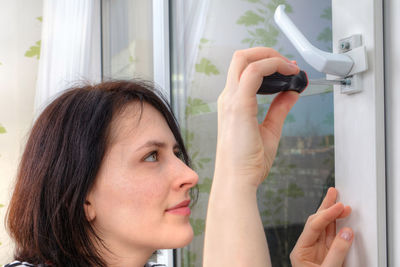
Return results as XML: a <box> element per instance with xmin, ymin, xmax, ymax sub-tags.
<box><xmin>176</xmin><ymin>228</ymin><xmax>194</xmax><ymax>248</ymax></box>
<box><xmin>158</xmin><ymin>225</ymin><xmax>194</xmax><ymax>249</ymax></box>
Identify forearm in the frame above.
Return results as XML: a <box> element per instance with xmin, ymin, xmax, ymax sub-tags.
<box><xmin>203</xmin><ymin>166</ymin><xmax>271</xmax><ymax>267</ymax></box>
<box><xmin>202</xmin><ymin>47</ymin><xmax>299</xmax><ymax>267</ymax></box>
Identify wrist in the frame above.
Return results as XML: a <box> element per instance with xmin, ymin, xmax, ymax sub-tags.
<box><xmin>212</xmin><ymin>167</ymin><xmax>259</xmax><ymax>194</ymax></box>
<box><xmin>213</xmin><ymin>154</ymin><xmax>265</xmax><ymax>188</ymax></box>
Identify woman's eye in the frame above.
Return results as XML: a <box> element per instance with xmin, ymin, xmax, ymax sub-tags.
<box><xmin>144</xmin><ymin>151</ymin><xmax>158</xmax><ymax>162</ymax></box>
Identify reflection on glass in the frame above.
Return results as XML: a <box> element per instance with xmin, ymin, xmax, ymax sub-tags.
<box><xmin>171</xmin><ymin>0</ymin><xmax>333</xmax><ymax>266</ymax></box>
<box><xmin>102</xmin><ymin>0</ymin><xmax>153</xmax><ymax>80</ymax></box>
<box><xmin>258</xmin><ymin>93</ymin><xmax>334</xmax><ymax>266</ymax></box>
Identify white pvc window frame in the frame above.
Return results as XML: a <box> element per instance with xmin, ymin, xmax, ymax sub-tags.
<box><xmin>152</xmin><ymin>0</ymin><xmax>174</xmax><ymax>266</ymax></box>
<box><xmin>152</xmin><ymin>0</ymin><xmax>171</xmax><ymax>102</ymax></box>
<box><xmin>333</xmin><ymin>0</ymin><xmax>386</xmax><ymax>266</ymax></box>
<box><xmin>384</xmin><ymin>0</ymin><xmax>400</xmax><ymax>266</ymax></box>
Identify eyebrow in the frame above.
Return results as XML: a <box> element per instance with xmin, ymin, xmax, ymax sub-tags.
<box><xmin>135</xmin><ymin>140</ymin><xmax>180</xmax><ymax>152</ymax></box>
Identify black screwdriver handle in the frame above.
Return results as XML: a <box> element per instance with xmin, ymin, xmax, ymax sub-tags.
<box><xmin>257</xmin><ymin>70</ymin><xmax>309</xmax><ymax>95</ymax></box>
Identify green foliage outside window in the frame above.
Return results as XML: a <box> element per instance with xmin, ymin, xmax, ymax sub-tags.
<box><xmin>318</xmin><ymin>7</ymin><xmax>333</xmax><ymax>51</ymax></box>
<box><xmin>237</xmin><ymin>0</ymin><xmax>294</xmax><ymax>58</ymax></box>
<box><xmin>195</xmin><ymin>58</ymin><xmax>220</xmax><ymax>76</ymax></box>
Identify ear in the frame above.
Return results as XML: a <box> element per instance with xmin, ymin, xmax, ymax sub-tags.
<box><xmin>84</xmin><ymin>194</ymin><xmax>96</xmax><ymax>222</ymax></box>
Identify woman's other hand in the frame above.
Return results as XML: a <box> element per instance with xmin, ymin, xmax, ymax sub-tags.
<box><xmin>290</xmin><ymin>187</ymin><xmax>353</xmax><ymax>267</ymax></box>
<box><xmin>215</xmin><ymin>47</ymin><xmax>300</xmax><ymax>188</ymax></box>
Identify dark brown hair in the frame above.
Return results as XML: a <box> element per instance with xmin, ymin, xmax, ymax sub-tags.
<box><xmin>6</xmin><ymin>80</ymin><xmax>193</xmax><ymax>267</ymax></box>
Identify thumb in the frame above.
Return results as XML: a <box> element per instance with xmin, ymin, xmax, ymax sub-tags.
<box><xmin>322</xmin><ymin>228</ymin><xmax>354</xmax><ymax>267</ymax></box>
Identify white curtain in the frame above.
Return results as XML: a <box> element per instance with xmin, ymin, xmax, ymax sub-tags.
<box><xmin>181</xmin><ymin>0</ymin><xmax>210</xmax><ymax>89</ymax></box>
<box><xmin>35</xmin><ymin>0</ymin><xmax>101</xmax><ymax>115</ymax></box>
<box><xmin>170</xmin><ymin>0</ymin><xmax>211</xmax><ymax>123</ymax></box>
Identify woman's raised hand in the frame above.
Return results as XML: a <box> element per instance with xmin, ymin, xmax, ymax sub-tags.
<box><xmin>290</xmin><ymin>187</ymin><xmax>353</xmax><ymax>267</ymax></box>
<box><xmin>215</xmin><ymin>47</ymin><xmax>300</xmax><ymax>187</ymax></box>
<box><xmin>205</xmin><ymin>47</ymin><xmax>301</xmax><ymax>267</ymax></box>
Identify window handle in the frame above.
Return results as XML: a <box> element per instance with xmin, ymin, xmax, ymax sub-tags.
<box><xmin>274</xmin><ymin>5</ymin><xmax>367</xmax><ymax>78</ymax></box>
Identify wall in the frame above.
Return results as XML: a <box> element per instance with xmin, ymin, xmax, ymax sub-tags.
<box><xmin>385</xmin><ymin>0</ymin><xmax>400</xmax><ymax>265</ymax></box>
<box><xmin>0</xmin><ymin>0</ymin><xmax>43</xmax><ymax>263</ymax></box>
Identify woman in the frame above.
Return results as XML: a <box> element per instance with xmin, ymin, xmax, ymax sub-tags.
<box><xmin>5</xmin><ymin>48</ymin><xmax>353</xmax><ymax>267</ymax></box>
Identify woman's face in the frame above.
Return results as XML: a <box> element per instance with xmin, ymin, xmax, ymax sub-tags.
<box><xmin>85</xmin><ymin>102</ymin><xmax>198</xmax><ymax>254</ymax></box>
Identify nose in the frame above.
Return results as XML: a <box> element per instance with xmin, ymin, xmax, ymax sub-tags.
<box><xmin>171</xmin><ymin>157</ymin><xmax>199</xmax><ymax>191</ymax></box>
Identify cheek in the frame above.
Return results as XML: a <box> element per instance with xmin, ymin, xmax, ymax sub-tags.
<box><xmin>125</xmin><ymin>175</ymin><xmax>168</xmax><ymax>209</ymax></box>
<box><xmin>95</xmin><ymin>170</ymin><xmax>170</xmax><ymax>219</ymax></box>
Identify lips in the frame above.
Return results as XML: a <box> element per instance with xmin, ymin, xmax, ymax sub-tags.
<box><xmin>166</xmin><ymin>200</ymin><xmax>191</xmax><ymax>215</ymax></box>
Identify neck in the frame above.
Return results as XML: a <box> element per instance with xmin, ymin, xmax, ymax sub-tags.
<box><xmin>94</xmin><ymin>237</ymin><xmax>155</xmax><ymax>267</ymax></box>
<box><xmin>104</xmin><ymin>251</ymin><xmax>155</xmax><ymax>267</ymax></box>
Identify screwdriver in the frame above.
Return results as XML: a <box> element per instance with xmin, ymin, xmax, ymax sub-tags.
<box><xmin>256</xmin><ymin>71</ymin><xmax>349</xmax><ymax>95</ymax></box>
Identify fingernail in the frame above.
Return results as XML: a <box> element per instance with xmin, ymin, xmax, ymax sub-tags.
<box><xmin>340</xmin><ymin>229</ymin><xmax>352</xmax><ymax>241</ymax></box>
<box><xmin>288</xmin><ymin>63</ymin><xmax>299</xmax><ymax>71</ymax></box>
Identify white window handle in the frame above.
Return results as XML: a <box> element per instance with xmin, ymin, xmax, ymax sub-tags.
<box><xmin>274</xmin><ymin>5</ymin><xmax>356</xmax><ymax>77</ymax></box>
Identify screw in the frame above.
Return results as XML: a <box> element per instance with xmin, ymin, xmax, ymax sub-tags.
<box><xmin>340</xmin><ymin>78</ymin><xmax>352</xmax><ymax>86</ymax></box>
<box><xmin>340</xmin><ymin>41</ymin><xmax>351</xmax><ymax>50</ymax></box>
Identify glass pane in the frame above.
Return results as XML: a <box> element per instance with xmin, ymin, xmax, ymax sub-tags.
<box><xmin>102</xmin><ymin>0</ymin><xmax>153</xmax><ymax>80</ymax></box>
<box><xmin>170</xmin><ymin>1</ymin><xmax>333</xmax><ymax>266</ymax></box>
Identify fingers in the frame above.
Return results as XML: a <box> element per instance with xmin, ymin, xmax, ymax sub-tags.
<box><xmin>318</xmin><ymin>188</ymin><xmax>336</xmax><ymax>248</ymax></box>
<box><xmin>226</xmin><ymin>47</ymin><xmax>291</xmax><ymax>86</ymax></box>
<box><xmin>317</xmin><ymin>188</ymin><xmax>352</xmax><ymax>216</ymax></box>
<box><xmin>297</xmin><ymin>202</ymin><xmax>345</xmax><ymax>247</ymax></box>
<box><xmin>326</xmin><ymin>206</ymin><xmax>351</xmax><ymax>248</ymax></box>
<box><xmin>316</xmin><ymin>188</ymin><xmax>351</xmax><ymax>248</ymax></box>
<box><xmin>237</xmin><ymin>57</ymin><xmax>299</xmax><ymax>98</ymax></box>
<box><xmin>326</xmin><ymin>221</ymin><xmax>336</xmax><ymax>248</ymax></box>
<box><xmin>322</xmin><ymin>228</ymin><xmax>354</xmax><ymax>267</ymax></box>
<box><xmin>318</xmin><ymin>187</ymin><xmax>338</xmax><ymax>212</ymax></box>
<box><xmin>339</xmin><ymin>205</ymin><xmax>352</xmax><ymax>218</ymax></box>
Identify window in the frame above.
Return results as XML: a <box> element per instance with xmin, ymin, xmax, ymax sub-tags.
<box><xmin>102</xmin><ymin>1</ymin><xmax>386</xmax><ymax>266</ymax></box>
<box><xmin>170</xmin><ymin>1</ymin><xmax>334</xmax><ymax>266</ymax></box>
<box><xmin>102</xmin><ymin>0</ymin><xmax>154</xmax><ymax>80</ymax></box>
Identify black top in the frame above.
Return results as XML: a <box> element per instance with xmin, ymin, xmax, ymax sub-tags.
<box><xmin>4</xmin><ymin>261</ymin><xmax>166</xmax><ymax>267</ymax></box>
